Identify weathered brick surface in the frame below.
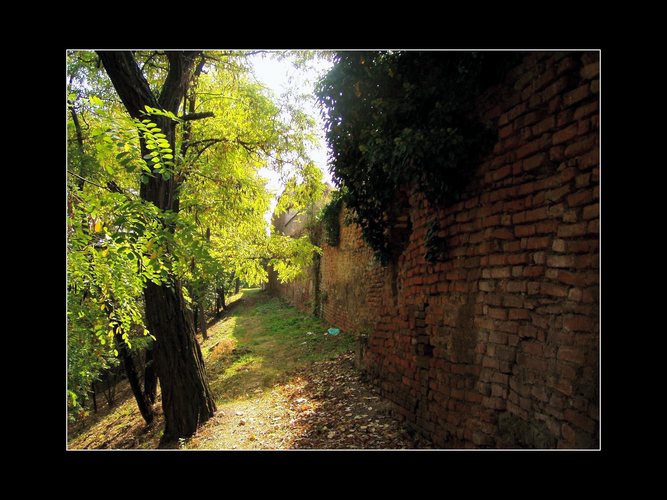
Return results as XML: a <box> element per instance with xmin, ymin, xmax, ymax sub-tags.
<box><xmin>269</xmin><ymin>51</ymin><xmax>599</xmax><ymax>449</ymax></box>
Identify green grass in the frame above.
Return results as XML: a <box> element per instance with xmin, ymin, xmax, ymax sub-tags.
<box><xmin>202</xmin><ymin>288</ymin><xmax>355</xmax><ymax>404</ymax></box>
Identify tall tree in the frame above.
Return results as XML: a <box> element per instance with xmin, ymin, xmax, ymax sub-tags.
<box><xmin>67</xmin><ymin>50</ymin><xmax>325</xmax><ymax>439</ymax></box>
<box><xmin>97</xmin><ymin>51</ymin><xmax>216</xmax><ymax>442</ymax></box>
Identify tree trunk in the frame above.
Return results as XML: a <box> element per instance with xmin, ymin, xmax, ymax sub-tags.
<box><xmin>235</xmin><ymin>277</ymin><xmax>240</xmax><ymax>295</ymax></box>
<box><xmin>191</xmin><ymin>295</ymin><xmax>199</xmax><ymax>334</ymax></box>
<box><xmin>91</xmin><ymin>382</ymin><xmax>97</xmax><ymax>413</ymax></box>
<box><xmin>218</xmin><ymin>286</ymin><xmax>226</xmax><ymax>311</ymax></box>
<box><xmin>198</xmin><ymin>301</ymin><xmax>208</xmax><ymax>340</ymax></box>
<box><xmin>143</xmin><ymin>345</ymin><xmax>158</xmax><ymax>405</ymax></box>
<box><xmin>68</xmin><ymin>90</ymin><xmax>86</xmax><ymax>190</ymax></box>
<box><xmin>99</xmin><ymin>50</ymin><xmax>216</xmax><ymax>443</ymax></box>
<box><xmin>115</xmin><ymin>332</ymin><xmax>154</xmax><ymax>425</ymax></box>
<box><xmin>145</xmin><ymin>281</ymin><xmax>216</xmax><ymax>441</ymax></box>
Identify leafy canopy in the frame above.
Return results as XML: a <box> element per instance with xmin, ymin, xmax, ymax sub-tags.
<box><xmin>67</xmin><ymin>50</ymin><xmax>325</xmax><ymax>417</ymax></box>
<box><xmin>316</xmin><ymin>51</ymin><xmax>518</xmax><ymax>262</ymax></box>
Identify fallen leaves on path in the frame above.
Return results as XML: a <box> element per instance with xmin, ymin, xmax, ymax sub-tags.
<box><xmin>186</xmin><ymin>352</ymin><xmax>432</xmax><ymax>450</ymax></box>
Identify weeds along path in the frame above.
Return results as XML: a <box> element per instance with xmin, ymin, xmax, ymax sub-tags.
<box><xmin>68</xmin><ymin>289</ymin><xmax>431</xmax><ymax>449</ymax></box>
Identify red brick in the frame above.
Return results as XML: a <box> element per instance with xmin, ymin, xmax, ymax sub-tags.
<box><xmin>556</xmin><ymin>108</ymin><xmax>574</xmax><ymax>128</ymax></box>
<box><xmin>509</xmin><ymin>308</ymin><xmax>530</xmax><ymax>320</ymax></box>
<box><xmin>493</xmin><ymin>228</ymin><xmax>514</xmax><ymax>240</ymax></box>
<box><xmin>515</xmin><ymin>224</ymin><xmax>535</xmax><ymax>237</ymax></box>
<box><xmin>523</xmin><ymin>266</ymin><xmax>544</xmax><ymax>278</ymax></box>
<box><xmin>476</xmin><ymin>317</ymin><xmax>495</xmax><ymax>330</ymax></box>
<box><xmin>575</xmin><ymin>173</ymin><xmax>591</xmax><ymax>188</ymax></box>
<box><xmin>557</xmin><ymin>222</ymin><xmax>587</xmax><ymax>237</ymax></box>
<box><xmin>541</xmin><ymin>77</ymin><xmax>569</xmax><ymax>101</ymax></box>
<box><xmin>552</xmin><ymin>239</ymin><xmax>566</xmax><ymax>252</ymax></box>
<box><xmin>563</xmin><ymin>315</ymin><xmax>595</xmax><ymax>332</ymax></box>
<box><xmin>522</xmin><ymin>342</ymin><xmax>543</xmax><ymax>357</ymax></box>
<box><xmin>533</xmin><ymin>116</ymin><xmax>555</xmax><ymax>136</ymax></box>
<box><xmin>507</xmin><ymin>253</ymin><xmax>528</xmax><ymax>265</ymax></box>
<box><xmin>563</xmin><ymin>84</ymin><xmax>590</xmax><ymax>107</ymax></box>
<box><xmin>541</xmin><ymin>282</ymin><xmax>569</xmax><ymax>297</ymax></box>
<box><xmin>524</xmin><ymin>207</ymin><xmax>549</xmax><ymax>222</ymax></box>
<box><xmin>557</xmin><ymin>271</ymin><xmax>592</xmax><ymax>287</ymax></box>
<box><xmin>487</xmin><ymin>307</ymin><xmax>508</xmax><ymax>320</ymax></box>
<box><xmin>499</xmin><ymin>124</ymin><xmax>513</xmax><ymax>139</ymax></box>
<box><xmin>506</xmin><ymin>281</ymin><xmax>527</xmax><ymax>293</ymax></box>
<box><xmin>492</xmin><ymin>165</ymin><xmax>512</xmax><ymax>182</ymax></box>
<box><xmin>568</xmin><ymin>288</ymin><xmax>583</xmax><ymax>302</ymax></box>
<box><xmin>508</xmin><ymin>102</ymin><xmax>527</xmax><ymax>121</ymax></box>
<box><xmin>588</xmin><ymin>219</ymin><xmax>598</xmax><ymax>234</ymax></box>
<box><xmin>564</xmin><ymin>137</ymin><xmax>596</xmax><ymax>157</ymax></box>
<box><xmin>532</xmin><ymin>252</ymin><xmax>546</xmax><ymax>264</ymax></box>
<box><xmin>556</xmin><ymin>56</ymin><xmax>576</xmax><ymax>76</ymax></box>
<box><xmin>577</xmin><ymin>120</ymin><xmax>590</xmax><ymax>136</ymax></box>
<box><xmin>503</xmin><ymin>241</ymin><xmax>521</xmax><ymax>253</ymax></box>
<box><xmin>523</xmin><ymin>153</ymin><xmax>546</xmax><ymax>172</ymax></box>
<box><xmin>547</xmin><ymin>254</ymin><xmax>575</xmax><ymax>268</ymax></box>
<box><xmin>503</xmin><ymin>294</ymin><xmax>524</xmax><ymax>309</ymax></box>
<box><xmin>548</xmin><ymin>203</ymin><xmax>566</xmax><ymax>217</ymax></box>
<box><xmin>564</xmin><ymin>409</ymin><xmax>597</xmax><ymax>434</ymax></box>
<box><xmin>526</xmin><ymin>236</ymin><xmax>551</xmax><ymax>249</ymax></box>
<box><xmin>517</xmin><ymin>141</ymin><xmax>541</xmax><ymax>159</ymax></box>
<box><xmin>580</xmin><ymin>62</ymin><xmax>599</xmax><ymax>80</ymax></box>
<box><xmin>482</xmin><ymin>214</ymin><xmax>501</xmax><ymax>227</ymax></box>
<box><xmin>590</xmin><ymin>79</ymin><xmax>599</xmax><ymax>94</ymax></box>
<box><xmin>489</xmin><ymin>331</ymin><xmax>508</xmax><ymax>344</ymax></box>
<box><xmin>557</xmin><ymin>347</ymin><xmax>585</xmax><ymax>364</ymax></box>
<box><xmin>519</xmin><ymin>324</ymin><xmax>538</xmax><ymax>338</ymax></box>
<box><xmin>490</xmin><ymin>267</ymin><xmax>511</xmax><ymax>279</ymax></box>
<box><xmin>574</xmin><ymin>101</ymin><xmax>599</xmax><ymax>120</ymax></box>
<box><xmin>579</xmin><ymin>149</ymin><xmax>599</xmax><ymax>169</ymax></box>
<box><xmin>583</xmin><ymin>203</ymin><xmax>599</xmax><ymax>220</ymax></box>
<box><xmin>545</xmin><ymin>185</ymin><xmax>570</xmax><ymax>202</ymax></box>
<box><xmin>562</xmin><ymin>209</ymin><xmax>577</xmax><ymax>223</ymax></box>
<box><xmin>535</xmin><ymin>221</ymin><xmax>558</xmax><ymax>234</ymax></box>
<box><xmin>567</xmin><ymin>240</ymin><xmax>598</xmax><ymax>253</ymax></box>
<box><xmin>549</xmin><ymin>145</ymin><xmax>564</xmax><ymax>161</ymax></box>
<box><xmin>561</xmin><ymin>423</ymin><xmax>576</xmax><ymax>444</ymax></box>
<box><xmin>553</xmin><ymin>124</ymin><xmax>579</xmax><ymax>145</ymax></box>
<box><xmin>522</xmin><ymin>355</ymin><xmax>548</xmax><ymax>372</ymax></box>
<box><xmin>488</xmin><ymin>254</ymin><xmax>507</xmax><ymax>267</ymax></box>
<box><xmin>517</xmin><ymin>183</ymin><xmax>536</xmax><ymax>197</ymax></box>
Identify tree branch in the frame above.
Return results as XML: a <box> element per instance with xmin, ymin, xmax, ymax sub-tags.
<box><xmin>159</xmin><ymin>52</ymin><xmax>200</xmax><ymax>113</ymax></box>
<box><xmin>67</xmin><ymin>171</ymin><xmax>136</xmax><ymax>199</ymax></box>
<box><xmin>179</xmin><ymin>111</ymin><xmax>215</xmax><ymax>121</ymax></box>
<box><xmin>97</xmin><ymin>51</ymin><xmax>159</xmax><ymax>119</ymax></box>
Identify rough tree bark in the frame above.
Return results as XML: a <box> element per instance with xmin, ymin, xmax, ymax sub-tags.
<box><xmin>143</xmin><ymin>345</ymin><xmax>158</xmax><ymax>405</ymax></box>
<box><xmin>90</xmin><ymin>382</ymin><xmax>97</xmax><ymax>413</ymax></box>
<box><xmin>98</xmin><ymin>51</ymin><xmax>216</xmax><ymax>443</ymax></box>
<box><xmin>114</xmin><ymin>331</ymin><xmax>154</xmax><ymax>425</ymax></box>
<box><xmin>198</xmin><ymin>302</ymin><xmax>208</xmax><ymax>340</ymax></box>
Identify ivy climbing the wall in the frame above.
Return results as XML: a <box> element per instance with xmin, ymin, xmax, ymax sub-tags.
<box><xmin>318</xmin><ymin>188</ymin><xmax>347</xmax><ymax>247</ymax></box>
<box><xmin>316</xmin><ymin>51</ymin><xmax>519</xmax><ymax>262</ymax></box>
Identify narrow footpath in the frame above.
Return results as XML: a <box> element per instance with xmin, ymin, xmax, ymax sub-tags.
<box><xmin>68</xmin><ymin>289</ymin><xmax>432</xmax><ymax>450</ymax></box>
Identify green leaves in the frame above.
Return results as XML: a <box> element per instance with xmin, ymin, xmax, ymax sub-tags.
<box><xmin>316</xmin><ymin>51</ymin><xmax>512</xmax><ymax>261</ymax></box>
<box><xmin>134</xmin><ymin>116</ymin><xmax>175</xmax><ymax>181</ymax></box>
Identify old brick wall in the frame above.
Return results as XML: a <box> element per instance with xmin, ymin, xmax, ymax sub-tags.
<box><xmin>269</xmin><ymin>51</ymin><xmax>599</xmax><ymax>448</ymax></box>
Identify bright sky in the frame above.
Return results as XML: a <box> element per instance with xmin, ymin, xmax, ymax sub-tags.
<box><xmin>249</xmin><ymin>52</ymin><xmax>334</xmax><ymax>225</ymax></box>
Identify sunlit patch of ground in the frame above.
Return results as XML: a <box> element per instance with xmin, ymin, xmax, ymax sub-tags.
<box><xmin>67</xmin><ymin>289</ymin><xmax>432</xmax><ymax>450</ymax></box>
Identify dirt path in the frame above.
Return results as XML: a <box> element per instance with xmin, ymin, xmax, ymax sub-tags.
<box><xmin>68</xmin><ymin>290</ymin><xmax>433</xmax><ymax>450</ymax></box>
<box><xmin>186</xmin><ymin>352</ymin><xmax>432</xmax><ymax>449</ymax></box>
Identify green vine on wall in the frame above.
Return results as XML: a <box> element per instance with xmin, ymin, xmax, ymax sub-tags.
<box><xmin>316</xmin><ymin>51</ymin><xmax>520</xmax><ymax>263</ymax></box>
<box><xmin>318</xmin><ymin>188</ymin><xmax>346</xmax><ymax>247</ymax></box>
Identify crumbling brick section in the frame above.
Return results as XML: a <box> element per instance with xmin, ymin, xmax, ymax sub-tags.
<box><xmin>269</xmin><ymin>51</ymin><xmax>599</xmax><ymax>448</ymax></box>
